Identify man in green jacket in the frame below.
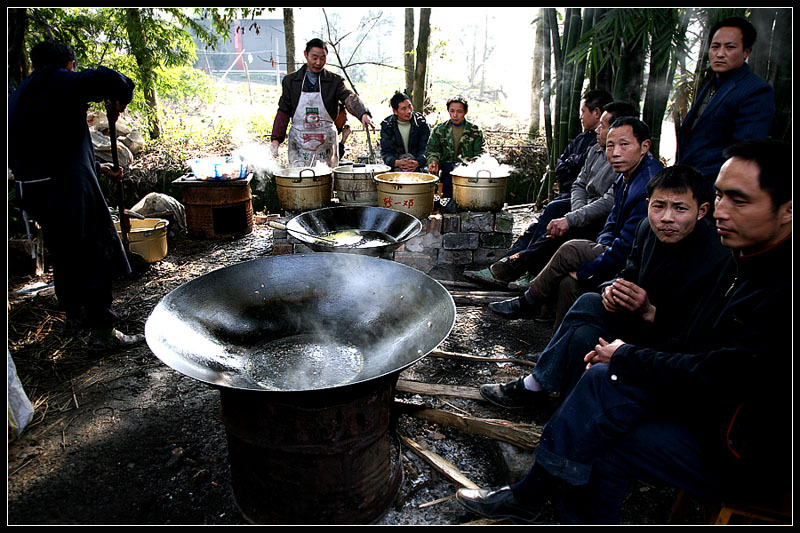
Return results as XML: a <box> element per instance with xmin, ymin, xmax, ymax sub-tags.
<box><xmin>426</xmin><ymin>96</ymin><xmax>486</xmax><ymax>208</ymax></box>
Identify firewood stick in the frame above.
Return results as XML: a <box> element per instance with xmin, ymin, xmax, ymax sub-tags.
<box><xmin>397</xmin><ymin>430</ymin><xmax>480</xmax><ymax>490</ymax></box>
<box><xmin>430</xmin><ymin>349</ymin><xmax>536</xmax><ymax>367</ymax></box>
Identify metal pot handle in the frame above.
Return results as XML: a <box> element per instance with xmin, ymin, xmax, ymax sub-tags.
<box><xmin>154</xmin><ymin>220</ymin><xmax>168</xmax><ymax>230</ymax></box>
<box><xmin>295</xmin><ymin>167</ymin><xmax>317</xmax><ymax>183</ymax></box>
<box><xmin>469</xmin><ymin>169</ymin><xmax>495</xmax><ymax>183</ymax></box>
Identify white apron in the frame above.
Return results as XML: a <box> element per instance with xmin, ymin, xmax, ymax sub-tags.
<box><xmin>287</xmin><ymin>75</ymin><xmax>339</xmax><ymax>168</ymax></box>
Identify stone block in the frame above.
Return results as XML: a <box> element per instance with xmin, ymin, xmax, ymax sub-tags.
<box><xmin>479</xmin><ymin>232</ymin><xmax>513</xmax><ymax>249</ymax></box>
<box><xmin>437</xmin><ymin>249</ymin><xmax>473</xmax><ymax>265</ymax></box>
<box><xmin>491</xmin><ymin>441</ymin><xmax>536</xmax><ymax>486</ymax></box>
<box><xmin>442</xmin><ymin>232</ymin><xmax>479</xmax><ymax>250</ymax></box>
<box><xmin>473</xmin><ymin>247</ymin><xmax>506</xmax><ymax>265</ymax></box>
<box><xmin>460</xmin><ymin>212</ymin><xmax>495</xmax><ymax>233</ymax></box>
<box><xmin>494</xmin><ymin>212</ymin><xmax>515</xmax><ymax>233</ymax></box>
<box><xmin>393</xmin><ymin>250</ymin><xmax>437</xmax><ymax>273</ymax></box>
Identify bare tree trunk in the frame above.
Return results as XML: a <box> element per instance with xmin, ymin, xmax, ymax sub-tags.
<box><xmin>479</xmin><ymin>15</ymin><xmax>488</xmax><ymax>97</ymax></box>
<box><xmin>8</xmin><ymin>8</ymin><xmax>29</xmax><ymax>88</ymax></box>
<box><xmin>529</xmin><ymin>11</ymin><xmax>544</xmax><ymax>136</ymax></box>
<box><xmin>412</xmin><ymin>8</ymin><xmax>431</xmax><ymax>113</ymax></box>
<box><xmin>283</xmin><ymin>8</ymin><xmax>296</xmax><ymax>75</ymax></box>
<box><xmin>404</xmin><ymin>8</ymin><xmax>415</xmax><ymax>95</ymax></box>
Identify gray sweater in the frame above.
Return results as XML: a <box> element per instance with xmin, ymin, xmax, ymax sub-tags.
<box><xmin>565</xmin><ymin>142</ymin><xmax>616</xmax><ymax>229</ymax></box>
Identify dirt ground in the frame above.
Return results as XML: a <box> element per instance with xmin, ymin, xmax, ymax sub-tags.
<box><xmin>7</xmin><ymin>215</ymin><xmax>702</xmax><ymax>525</ymax></box>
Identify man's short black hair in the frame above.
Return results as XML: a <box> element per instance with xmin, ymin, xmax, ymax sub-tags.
<box><xmin>723</xmin><ymin>139</ymin><xmax>791</xmax><ymax>212</ymax></box>
<box><xmin>305</xmin><ymin>38</ymin><xmax>328</xmax><ymax>54</ymax></box>
<box><xmin>31</xmin><ymin>40</ymin><xmax>76</xmax><ymax>70</ymax></box>
<box><xmin>609</xmin><ymin>116</ymin><xmax>651</xmax><ymax>146</ymax></box>
<box><xmin>583</xmin><ymin>90</ymin><xmax>613</xmax><ymax>112</ymax></box>
<box><xmin>602</xmin><ymin>100</ymin><xmax>639</xmax><ymax>123</ymax></box>
<box><xmin>446</xmin><ymin>95</ymin><xmax>469</xmax><ymax>112</ymax></box>
<box><xmin>646</xmin><ymin>165</ymin><xmax>710</xmax><ymax>206</ymax></box>
<box><xmin>709</xmin><ymin>16</ymin><xmax>757</xmax><ymax>50</ymax></box>
<box><xmin>390</xmin><ymin>91</ymin><xmax>411</xmax><ymax>110</ymax></box>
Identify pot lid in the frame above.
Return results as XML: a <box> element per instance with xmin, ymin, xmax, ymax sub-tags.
<box><xmin>334</xmin><ymin>164</ymin><xmax>391</xmax><ymax>174</ymax></box>
<box><xmin>451</xmin><ymin>167</ymin><xmax>511</xmax><ymax>179</ymax></box>
<box><xmin>274</xmin><ymin>166</ymin><xmax>333</xmax><ymax>178</ymax></box>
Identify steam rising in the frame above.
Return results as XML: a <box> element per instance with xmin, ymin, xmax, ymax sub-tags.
<box><xmin>453</xmin><ymin>154</ymin><xmax>515</xmax><ymax>176</ymax></box>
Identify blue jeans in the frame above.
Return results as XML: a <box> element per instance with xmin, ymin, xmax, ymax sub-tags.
<box><xmin>532</xmin><ymin>292</ymin><xmax>632</xmax><ymax>396</ymax></box>
<box><xmin>512</xmin><ymin>364</ymin><xmax>725</xmax><ymax>524</ymax></box>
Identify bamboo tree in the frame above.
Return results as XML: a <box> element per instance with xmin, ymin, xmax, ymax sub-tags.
<box><xmin>540</xmin><ymin>9</ymin><xmax>555</xmax><ymax>202</ymax></box>
<box><xmin>641</xmin><ymin>9</ymin><xmax>687</xmax><ymax>159</ymax></box>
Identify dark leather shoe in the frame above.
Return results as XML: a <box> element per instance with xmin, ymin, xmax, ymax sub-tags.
<box><xmin>489</xmin><ymin>296</ymin><xmax>537</xmax><ymax>319</ymax></box>
<box><xmin>489</xmin><ymin>254</ymin><xmax>526</xmax><ymax>282</ymax></box>
<box><xmin>480</xmin><ymin>377</ymin><xmax>548</xmax><ymax>409</ymax></box>
<box><xmin>456</xmin><ymin>486</ymin><xmax>545</xmax><ymax>523</ymax></box>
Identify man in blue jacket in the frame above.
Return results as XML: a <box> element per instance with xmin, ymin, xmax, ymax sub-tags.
<box><xmin>379</xmin><ymin>91</ymin><xmax>430</xmax><ymax>172</ymax></box>
<box><xmin>677</xmin><ymin>16</ymin><xmax>774</xmax><ymax>194</ymax></box>
<box><xmin>489</xmin><ymin>117</ymin><xmax>663</xmax><ymax>328</ymax></box>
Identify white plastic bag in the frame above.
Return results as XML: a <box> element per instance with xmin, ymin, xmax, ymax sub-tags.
<box><xmin>8</xmin><ymin>350</ymin><xmax>34</xmax><ymax>440</ymax></box>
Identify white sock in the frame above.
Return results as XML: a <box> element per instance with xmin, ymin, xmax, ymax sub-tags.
<box><xmin>523</xmin><ymin>374</ymin><xmax>542</xmax><ymax>392</ymax></box>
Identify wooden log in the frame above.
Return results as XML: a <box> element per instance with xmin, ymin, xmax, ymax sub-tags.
<box><xmin>396</xmin><ymin>379</ymin><xmax>484</xmax><ymax>401</ymax></box>
<box><xmin>395</xmin><ymin>401</ymin><xmax>541</xmax><ymax>450</ymax></box>
<box><xmin>430</xmin><ymin>349</ymin><xmax>536</xmax><ymax>367</ymax></box>
<box><xmin>397</xmin><ymin>430</ymin><xmax>480</xmax><ymax>490</ymax></box>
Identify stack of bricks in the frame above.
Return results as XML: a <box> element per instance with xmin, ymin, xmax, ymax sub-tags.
<box><xmin>271</xmin><ymin>211</ymin><xmax>515</xmax><ymax>274</ymax></box>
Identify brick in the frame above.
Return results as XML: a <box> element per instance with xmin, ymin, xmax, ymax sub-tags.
<box><xmin>480</xmin><ymin>232</ymin><xmax>513</xmax><ymax>249</ymax></box>
<box><xmin>393</xmin><ymin>250</ymin><xmax>437</xmax><ymax>273</ymax></box>
<box><xmin>441</xmin><ymin>213</ymin><xmax>460</xmax><ymax>233</ymax></box>
<box><xmin>437</xmin><ymin>249</ymin><xmax>473</xmax><ymax>265</ymax></box>
<box><xmin>494</xmin><ymin>212</ymin><xmax>515</xmax><ymax>233</ymax></box>
<box><xmin>460</xmin><ymin>212</ymin><xmax>494</xmax><ymax>232</ymax></box>
<box><xmin>473</xmin><ymin>247</ymin><xmax>506</xmax><ymax>265</ymax></box>
<box><xmin>442</xmin><ymin>232</ymin><xmax>479</xmax><ymax>250</ymax></box>
<box><xmin>271</xmin><ymin>243</ymin><xmax>294</xmax><ymax>255</ymax></box>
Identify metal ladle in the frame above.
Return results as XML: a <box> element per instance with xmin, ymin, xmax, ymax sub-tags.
<box><xmin>268</xmin><ymin>221</ymin><xmax>337</xmax><ymax>245</ymax></box>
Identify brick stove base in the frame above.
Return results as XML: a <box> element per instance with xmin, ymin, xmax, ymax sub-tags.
<box><xmin>271</xmin><ymin>210</ymin><xmax>515</xmax><ymax>275</ymax></box>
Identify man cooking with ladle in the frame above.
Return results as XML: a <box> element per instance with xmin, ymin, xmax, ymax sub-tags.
<box><xmin>270</xmin><ymin>38</ymin><xmax>374</xmax><ymax>169</ymax></box>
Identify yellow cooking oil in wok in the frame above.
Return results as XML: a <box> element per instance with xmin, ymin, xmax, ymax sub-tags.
<box><xmin>318</xmin><ymin>229</ymin><xmax>397</xmax><ymax>249</ymax></box>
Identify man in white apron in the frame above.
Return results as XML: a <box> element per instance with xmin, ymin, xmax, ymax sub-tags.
<box><xmin>271</xmin><ymin>38</ymin><xmax>373</xmax><ymax>168</ymax></box>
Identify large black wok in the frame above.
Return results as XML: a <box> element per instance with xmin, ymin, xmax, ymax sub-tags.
<box><xmin>145</xmin><ymin>252</ymin><xmax>455</xmax><ymax>393</ymax></box>
<box><xmin>282</xmin><ymin>205</ymin><xmax>422</xmax><ymax>256</ymax></box>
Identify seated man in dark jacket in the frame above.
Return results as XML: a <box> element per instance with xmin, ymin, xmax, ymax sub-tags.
<box><xmin>379</xmin><ymin>91</ymin><xmax>430</xmax><ymax>172</ymax></box>
<box><xmin>456</xmin><ymin>139</ymin><xmax>792</xmax><ymax>525</ymax></box>
<box><xmin>480</xmin><ymin>165</ymin><xmax>731</xmax><ymax>408</ymax></box>
<box><xmin>489</xmin><ymin>118</ymin><xmax>663</xmax><ymax>328</ymax></box>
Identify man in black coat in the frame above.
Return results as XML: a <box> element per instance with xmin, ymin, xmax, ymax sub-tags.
<box><xmin>379</xmin><ymin>91</ymin><xmax>430</xmax><ymax>172</ymax></box>
<box><xmin>9</xmin><ymin>40</ymin><xmax>143</xmax><ymax>351</ymax></box>
<box><xmin>456</xmin><ymin>139</ymin><xmax>791</xmax><ymax>524</ymax></box>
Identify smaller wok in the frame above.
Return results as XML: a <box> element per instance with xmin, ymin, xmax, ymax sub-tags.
<box><xmin>283</xmin><ymin>206</ymin><xmax>422</xmax><ymax>256</ymax></box>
